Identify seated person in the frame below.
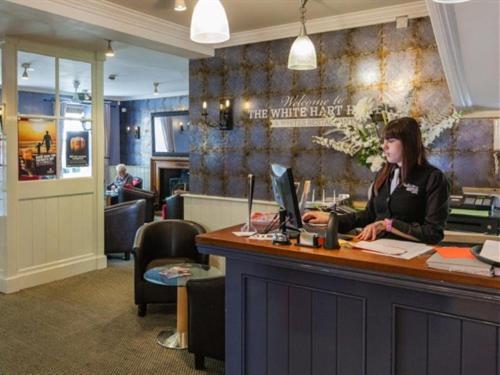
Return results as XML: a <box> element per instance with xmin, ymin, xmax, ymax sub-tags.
<box><xmin>107</xmin><ymin>163</ymin><xmax>134</xmax><ymax>190</ymax></box>
<box><xmin>302</xmin><ymin>117</ymin><xmax>450</xmax><ymax>245</ymax></box>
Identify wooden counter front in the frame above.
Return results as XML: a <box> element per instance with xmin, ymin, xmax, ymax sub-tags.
<box><xmin>197</xmin><ymin>226</ymin><xmax>499</xmax><ymax>375</ymax></box>
<box><xmin>197</xmin><ymin>225</ymin><xmax>499</xmax><ymax>290</ymax></box>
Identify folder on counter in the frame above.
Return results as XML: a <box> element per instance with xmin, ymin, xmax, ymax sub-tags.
<box><xmin>426</xmin><ymin>251</ymin><xmax>493</xmax><ymax>277</ymax></box>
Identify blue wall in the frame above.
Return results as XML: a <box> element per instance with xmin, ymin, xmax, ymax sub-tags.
<box><xmin>119</xmin><ymin>96</ymin><xmax>189</xmax><ymax>166</ymax></box>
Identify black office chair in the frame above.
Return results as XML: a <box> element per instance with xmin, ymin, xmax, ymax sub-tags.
<box><xmin>133</xmin><ymin>220</ymin><xmax>208</xmax><ymax>317</ymax></box>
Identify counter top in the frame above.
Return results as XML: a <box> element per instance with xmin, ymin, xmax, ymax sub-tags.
<box><xmin>196</xmin><ymin>226</ymin><xmax>500</xmax><ymax>290</ymax></box>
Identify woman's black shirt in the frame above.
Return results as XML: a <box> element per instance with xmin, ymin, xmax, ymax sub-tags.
<box><xmin>338</xmin><ymin>163</ymin><xmax>450</xmax><ymax>244</ymax></box>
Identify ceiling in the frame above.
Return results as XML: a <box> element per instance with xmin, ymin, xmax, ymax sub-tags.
<box><xmin>108</xmin><ymin>0</ymin><xmax>417</xmax><ymax>33</ymax></box>
<box><xmin>0</xmin><ymin>0</ymin><xmax>419</xmax><ymax>100</ymax></box>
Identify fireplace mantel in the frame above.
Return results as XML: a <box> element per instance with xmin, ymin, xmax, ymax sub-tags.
<box><xmin>150</xmin><ymin>156</ymin><xmax>189</xmax><ymax>199</ymax></box>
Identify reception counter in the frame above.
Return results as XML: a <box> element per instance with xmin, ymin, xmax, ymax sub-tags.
<box><xmin>196</xmin><ymin>226</ymin><xmax>500</xmax><ymax>375</ymax></box>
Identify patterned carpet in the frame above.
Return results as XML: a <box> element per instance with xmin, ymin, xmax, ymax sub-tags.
<box><xmin>0</xmin><ymin>258</ymin><xmax>224</xmax><ymax>374</ymax></box>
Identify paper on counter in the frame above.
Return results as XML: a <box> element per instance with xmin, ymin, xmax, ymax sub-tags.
<box><xmin>354</xmin><ymin>239</ymin><xmax>434</xmax><ymax>260</ymax></box>
<box><xmin>480</xmin><ymin>240</ymin><xmax>500</xmax><ymax>263</ymax></box>
<box><xmin>232</xmin><ymin>231</ymin><xmax>257</xmax><ymax>237</ymax></box>
<box><xmin>435</xmin><ymin>247</ymin><xmax>474</xmax><ymax>259</ymax></box>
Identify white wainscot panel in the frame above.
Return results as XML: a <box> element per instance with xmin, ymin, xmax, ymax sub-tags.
<box><xmin>184</xmin><ymin>194</ymin><xmax>278</xmax><ymax>273</ymax></box>
<box><xmin>17</xmin><ymin>193</ymin><xmax>97</xmax><ymax>272</ymax></box>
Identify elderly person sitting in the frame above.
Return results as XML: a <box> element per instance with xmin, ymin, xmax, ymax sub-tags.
<box><xmin>108</xmin><ymin>164</ymin><xmax>134</xmax><ymax>190</ymax></box>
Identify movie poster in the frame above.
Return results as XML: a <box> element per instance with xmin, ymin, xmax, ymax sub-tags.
<box><xmin>66</xmin><ymin>131</ymin><xmax>89</xmax><ymax>167</ymax></box>
<box><xmin>18</xmin><ymin>118</ymin><xmax>57</xmax><ymax>180</ymax></box>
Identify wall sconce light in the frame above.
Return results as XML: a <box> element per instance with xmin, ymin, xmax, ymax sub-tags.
<box><xmin>153</xmin><ymin>82</ymin><xmax>159</xmax><ymax>96</ymax></box>
<box><xmin>126</xmin><ymin>125</ymin><xmax>140</xmax><ymax>139</ymax></box>
<box><xmin>201</xmin><ymin>98</ymin><xmax>233</xmax><ymax>130</ymax></box>
<box><xmin>179</xmin><ymin>121</ymin><xmax>184</xmax><ymax>132</ymax></box>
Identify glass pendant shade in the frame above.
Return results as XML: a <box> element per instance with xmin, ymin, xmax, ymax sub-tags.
<box><xmin>174</xmin><ymin>0</ymin><xmax>187</xmax><ymax>11</ymax></box>
<box><xmin>288</xmin><ymin>24</ymin><xmax>317</xmax><ymax>70</ymax></box>
<box><xmin>190</xmin><ymin>0</ymin><xmax>230</xmax><ymax>44</ymax></box>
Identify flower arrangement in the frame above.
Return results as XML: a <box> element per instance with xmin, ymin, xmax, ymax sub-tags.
<box><xmin>312</xmin><ymin>94</ymin><xmax>461</xmax><ymax>172</ymax></box>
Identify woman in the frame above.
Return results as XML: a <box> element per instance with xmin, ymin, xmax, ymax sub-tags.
<box><xmin>108</xmin><ymin>164</ymin><xmax>133</xmax><ymax>190</ymax></box>
<box><xmin>303</xmin><ymin>117</ymin><xmax>450</xmax><ymax>244</ymax></box>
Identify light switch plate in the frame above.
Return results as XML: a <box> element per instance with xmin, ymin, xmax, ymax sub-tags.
<box><xmin>396</xmin><ymin>16</ymin><xmax>409</xmax><ymax>29</ymax></box>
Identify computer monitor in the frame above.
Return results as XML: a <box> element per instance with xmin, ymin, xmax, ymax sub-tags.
<box><xmin>270</xmin><ymin>164</ymin><xmax>303</xmax><ymax>230</ymax></box>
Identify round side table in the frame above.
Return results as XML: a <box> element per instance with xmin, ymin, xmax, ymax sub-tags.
<box><xmin>144</xmin><ymin>263</ymin><xmax>222</xmax><ymax>349</ymax></box>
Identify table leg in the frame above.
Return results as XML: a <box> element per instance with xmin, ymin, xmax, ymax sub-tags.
<box><xmin>156</xmin><ymin>286</ymin><xmax>188</xmax><ymax>350</ymax></box>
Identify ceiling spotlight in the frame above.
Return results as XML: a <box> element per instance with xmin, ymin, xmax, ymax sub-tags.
<box><xmin>433</xmin><ymin>0</ymin><xmax>469</xmax><ymax>3</ymax></box>
<box><xmin>174</xmin><ymin>0</ymin><xmax>187</xmax><ymax>11</ymax></box>
<box><xmin>105</xmin><ymin>40</ymin><xmax>115</xmax><ymax>57</ymax></box>
<box><xmin>21</xmin><ymin>63</ymin><xmax>31</xmax><ymax>80</ymax></box>
<box><xmin>288</xmin><ymin>0</ymin><xmax>317</xmax><ymax>70</ymax></box>
<box><xmin>153</xmin><ymin>82</ymin><xmax>159</xmax><ymax>96</ymax></box>
<box><xmin>190</xmin><ymin>0</ymin><xmax>230</xmax><ymax>44</ymax></box>
<box><xmin>108</xmin><ymin>74</ymin><xmax>118</xmax><ymax>81</ymax></box>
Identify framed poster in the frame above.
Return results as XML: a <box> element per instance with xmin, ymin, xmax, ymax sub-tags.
<box><xmin>18</xmin><ymin>118</ymin><xmax>57</xmax><ymax>180</ymax></box>
<box><xmin>66</xmin><ymin>131</ymin><xmax>89</xmax><ymax>167</ymax></box>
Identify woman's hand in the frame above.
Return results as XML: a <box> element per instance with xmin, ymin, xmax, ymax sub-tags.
<box><xmin>355</xmin><ymin>220</ymin><xmax>385</xmax><ymax>241</ymax></box>
<box><xmin>302</xmin><ymin>211</ymin><xmax>329</xmax><ymax>224</ymax></box>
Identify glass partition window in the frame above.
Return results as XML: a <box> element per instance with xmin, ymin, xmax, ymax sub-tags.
<box><xmin>16</xmin><ymin>52</ymin><xmax>93</xmax><ymax>180</ymax></box>
<box><xmin>59</xmin><ymin>59</ymin><xmax>92</xmax><ymax>178</ymax></box>
<box><xmin>17</xmin><ymin>51</ymin><xmax>55</xmax><ymax>116</ymax></box>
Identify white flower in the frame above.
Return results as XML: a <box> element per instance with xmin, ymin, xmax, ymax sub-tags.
<box><xmin>313</xmin><ymin>93</ymin><xmax>460</xmax><ymax>173</ymax></box>
<box><xmin>366</xmin><ymin>155</ymin><xmax>385</xmax><ymax>172</ymax></box>
<box><xmin>352</xmin><ymin>97</ymin><xmax>376</xmax><ymax>123</ymax></box>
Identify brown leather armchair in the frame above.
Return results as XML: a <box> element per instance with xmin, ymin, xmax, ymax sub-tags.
<box><xmin>105</xmin><ymin>199</ymin><xmax>146</xmax><ymax>260</ymax></box>
<box><xmin>187</xmin><ymin>276</ymin><xmax>225</xmax><ymax>369</ymax></box>
<box><xmin>133</xmin><ymin>220</ymin><xmax>208</xmax><ymax>317</ymax></box>
<box><xmin>119</xmin><ymin>187</ymin><xmax>156</xmax><ymax>222</ymax></box>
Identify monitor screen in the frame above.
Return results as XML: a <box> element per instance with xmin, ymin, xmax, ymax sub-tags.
<box><xmin>270</xmin><ymin>164</ymin><xmax>303</xmax><ymax>230</ymax></box>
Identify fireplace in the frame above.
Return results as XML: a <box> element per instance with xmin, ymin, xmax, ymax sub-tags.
<box><xmin>150</xmin><ymin>156</ymin><xmax>189</xmax><ymax>207</ymax></box>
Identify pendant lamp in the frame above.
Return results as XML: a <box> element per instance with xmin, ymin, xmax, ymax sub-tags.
<box><xmin>288</xmin><ymin>0</ymin><xmax>317</xmax><ymax>70</ymax></box>
<box><xmin>190</xmin><ymin>0</ymin><xmax>230</xmax><ymax>44</ymax></box>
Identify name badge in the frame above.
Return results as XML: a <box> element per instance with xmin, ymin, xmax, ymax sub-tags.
<box><xmin>403</xmin><ymin>183</ymin><xmax>419</xmax><ymax>195</ymax></box>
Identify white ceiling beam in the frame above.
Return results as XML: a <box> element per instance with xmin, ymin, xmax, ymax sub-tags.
<box><xmin>217</xmin><ymin>1</ymin><xmax>429</xmax><ymax>48</ymax></box>
<box><xmin>4</xmin><ymin>0</ymin><xmax>215</xmax><ymax>59</ymax></box>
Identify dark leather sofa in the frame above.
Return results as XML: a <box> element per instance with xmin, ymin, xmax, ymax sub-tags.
<box><xmin>133</xmin><ymin>220</ymin><xmax>207</xmax><ymax>317</ymax></box>
<box><xmin>119</xmin><ymin>187</ymin><xmax>156</xmax><ymax>222</ymax></box>
<box><xmin>104</xmin><ymin>199</ymin><xmax>146</xmax><ymax>260</ymax></box>
<box><xmin>187</xmin><ymin>276</ymin><xmax>225</xmax><ymax>369</ymax></box>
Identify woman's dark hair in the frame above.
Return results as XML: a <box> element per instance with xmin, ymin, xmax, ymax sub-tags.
<box><xmin>373</xmin><ymin>117</ymin><xmax>428</xmax><ymax>194</ymax></box>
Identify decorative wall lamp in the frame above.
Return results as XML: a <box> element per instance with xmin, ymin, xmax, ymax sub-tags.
<box><xmin>201</xmin><ymin>99</ymin><xmax>233</xmax><ymax>130</ymax></box>
<box><xmin>126</xmin><ymin>125</ymin><xmax>141</xmax><ymax>139</ymax></box>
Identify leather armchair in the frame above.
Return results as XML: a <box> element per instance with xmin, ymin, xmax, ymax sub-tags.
<box><xmin>187</xmin><ymin>276</ymin><xmax>225</xmax><ymax>370</ymax></box>
<box><xmin>165</xmin><ymin>194</ymin><xmax>184</xmax><ymax>219</ymax></box>
<box><xmin>119</xmin><ymin>187</ymin><xmax>156</xmax><ymax>222</ymax></box>
<box><xmin>133</xmin><ymin>220</ymin><xmax>208</xmax><ymax>317</ymax></box>
<box><xmin>105</xmin><ymin>199</ymin><xmax>146</xmax><ymax>260</ymax></box>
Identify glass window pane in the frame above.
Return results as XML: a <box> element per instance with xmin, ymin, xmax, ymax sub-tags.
<box><xmin>17</xmin><ymin>51</ymin><xmax>56</xmax><ymax>116</ymax></box>
<box><xmin>59</xmin><ymin>59</ymin><xmax>92</xmax><ymax>118</ymax></box>
<box><xmin>60</xmin><ymin>120</ymin><xmax>92</xmax><ymax>179</ymax></box>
